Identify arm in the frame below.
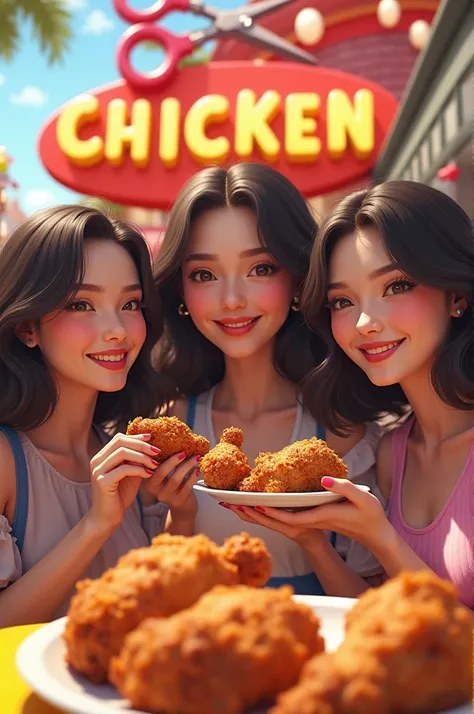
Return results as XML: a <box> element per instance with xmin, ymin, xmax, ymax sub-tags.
<box><xmin>0</xmin><ymin>432</ymin><xmax>163</xmax><ymax>627</ymax></box>
<box><xmin>0</xmin><ymin>515</ymin><xmax>114</xmax><ymax>628</ymax></box>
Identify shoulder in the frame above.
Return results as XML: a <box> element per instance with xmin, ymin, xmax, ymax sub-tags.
<box><xmin>326</xmin><ymin>423</ymin><xmax>365</xmax><ymax>458</ymax></box>
<box><xmin>376</xmin><ymin>431</ymin><xmax>394</xmax><ymax>501</ymax></box>
<box><xmin>0</xmin><ymin>431</ymin><xmax>17</xmax><ymax>522</ymax></box>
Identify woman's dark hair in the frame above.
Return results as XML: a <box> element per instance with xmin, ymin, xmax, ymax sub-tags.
<box><xmin>153</xmin><ymin>163</ymin><xmax>322</xmax><ymax>405</ymax></box>
<box><xmin>301</xmin><ymin>180</ymin><xmax>474</xmax><ymax>434</ymax></box>
<box><xmin>0</xmin><ymin>205</ymin><xmax>164</xmax><ymax>430</ymax></box>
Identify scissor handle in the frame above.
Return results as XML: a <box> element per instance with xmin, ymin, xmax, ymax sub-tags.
<box><xmin>117</xmin><ymin>24</ymin><xmax>194</xmax><ymax>91</ymax></box>
<box><xmin>113</xmin><ymin>0</ymin><xmax>190</xmax><ymax>25</ymax></box>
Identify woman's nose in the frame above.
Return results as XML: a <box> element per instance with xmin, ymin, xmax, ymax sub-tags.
<box><xmin>356</xmin><ymin>311</ymin><xmax>383</xmax><ymax>335</ymax></box>
<box><xmin>221</xmin><ymin>280</ymin><xmax>247</xmax><ymax>311</ymax></box>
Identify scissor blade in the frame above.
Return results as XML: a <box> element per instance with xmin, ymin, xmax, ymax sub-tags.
<box><xmin>235</xmin><ymin>22</ymin><xmax>318</xmax><ymax>64</ymax></box>
<box><xmin>238</xmin><ymin>0</ymin><xmax>297</xmax><ymax>21</ymax></box>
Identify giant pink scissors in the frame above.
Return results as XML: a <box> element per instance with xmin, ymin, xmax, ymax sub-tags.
<box><xmin>114</xmin><ymin>0</ymin><xmax>317</xmax><ymax>91</ymax></box>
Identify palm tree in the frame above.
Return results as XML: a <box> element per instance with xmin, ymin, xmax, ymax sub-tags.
<box><xmin>0</xmin><ymin>0</ymin><xmax>72</xmax><ymax>64</ymax></box>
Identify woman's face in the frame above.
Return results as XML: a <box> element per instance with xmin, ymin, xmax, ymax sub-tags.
<box><xmin>36</xmin><ymin>239</ymin><xmax>147</xmax><ymax>394</ymax></box>
<box><xmin>326</xmin><ymin>226</ymin><xmax>455</xmax><ymax>387</ymax></box>
<box><xmin>182</xmin><ymin>206</ymin><xmax>294</xmax><ymax>360</ymax></box>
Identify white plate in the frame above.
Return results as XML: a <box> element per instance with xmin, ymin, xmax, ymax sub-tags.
<box><xmin>194</xmin><ymin>480</ymin><xmax>370</xmax><ymax>509</ymax></box>
<box><xmin>16</xmin><ymin>599</ymin><xmax>471</xmax><ymax>714</ymax></box>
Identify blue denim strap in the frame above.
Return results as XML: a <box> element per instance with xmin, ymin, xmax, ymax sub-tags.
<box><xmin>186</xmin><ymin>395</ymin><xmax>197</xmax><ymax>429</ymax></box>
<box><xmin>316</xmin><ymin>422</ymin><xmax>326</xmax><ymax>440</ymax></box>
<box><xmin>0</xmin><ymin>426</ymin><xmax>29</xmax><ymax>553</ymax></box>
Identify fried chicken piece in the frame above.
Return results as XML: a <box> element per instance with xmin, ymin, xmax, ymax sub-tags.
<box><xmin>271</xmin><ymin>571</ymin><xmax>473</xmax><ymax>714</ymax></box>
<box><xmin>64</xmin><ymin>532</ymin><xmax>271</xmax><ymax>683</ymax></box>
<box><xmin>127</xmin><ymin>415</ymin><xmax>210</xmax><ymax>462</ymax></box>
<box><xmin>239</xmin><ymin>437</ymin><xmax>348</xmax><ymax>493</ymax></box>
<box><xmin>199</xmin><ymin>427</ymin><xmax>251</xmax><ymax>490</ymax></box>
<box><xmin>220</xmin><ymin>531</ymin><xmax>272</xmax><ymax>587</ymax></box>
<box><xmin>110</xmin><ymin>585</ymin><xmax>324</xmax><ymax>714</ymax></box>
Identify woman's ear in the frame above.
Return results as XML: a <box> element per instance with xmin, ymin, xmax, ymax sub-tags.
<box><xmin>449</xmin><ymin>294</ymin><xmax>468</xmax><ymax>318</ymax></box>
<box><xmin>14</xmin><ymin>321</ymin><xmax>39</xmax><ymax>348</ymax></box>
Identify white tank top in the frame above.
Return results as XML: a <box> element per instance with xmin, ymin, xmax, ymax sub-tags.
<box><xmin>189</xmin><ymin>386</ymin><xmax>383</xmax><ymax>582</ymax></box>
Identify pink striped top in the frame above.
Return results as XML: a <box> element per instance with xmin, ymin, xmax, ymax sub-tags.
<box><xmin>388</xmin><ymin>418</ymin><xmax>473</xmax><ymax>608</ymax></box>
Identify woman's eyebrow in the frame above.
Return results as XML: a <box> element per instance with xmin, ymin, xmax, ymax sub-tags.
<box><xmin>328</xmin><ymin>263</ymin><xmax>399</xmax><ymax>290</ymax></box>
<box><xmin>185</xmin><ymin>247</ymin><xmax>267</xmax><ymax>262</ymax></box>
<box><xmin>79</xmin><ymin>283</ymin><xmax>142</xmax><ymax>292</ymax></box>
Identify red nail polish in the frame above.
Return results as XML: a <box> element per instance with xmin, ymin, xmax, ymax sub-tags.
<box><xmin>145</xmin><ymin>469</ymin><xmax>154</xmax><ymax>475</ymax></box>
<box><xmin>237</xmin><ymin>506</ymin><xmax>246</xmax><ymax>513</ymax></box>
<box><xmin>150</xmin><ymin>446</ymin><xmax>161</xmax><ymax>454</ymax></box>
<box><xmin>150</xmin><ymin>460</ymin><xmax>158</xmax><ymax>467</ymax></box>
<box><xmin>218</xmin><ymin>502</ymin><xmax>231</xmax><ymax>509</ymax></box>
<box><xmin>321</xmin><ymin>476</ymin><xmax>334</xmax><ymax>488</ymax></box>
<box><xmin>140</xmin><ymin>434</ymin><xmax>151</xmax><ymax>440</ymax></box>
<box><xmin>254</xmin><ymin>506</ymin><xmax>265</xmax><ymax>513</ymax></box>
<box><xmin>196</xmin><ymin>469</ymin><xmax>200</xmax><ymax>477</ymax></box>
<box><xmin>195</xmin><ymin>455</ymin><xmax>202</xmax><ymax>462</ymax></box>
<box><xmin>178</xmin><ymin>453</ymin><xmax>187</xmax><ymax>460</ymax></box>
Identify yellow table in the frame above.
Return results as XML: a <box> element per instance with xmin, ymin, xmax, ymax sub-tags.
<box><xmin>0</xmin><ymin>624</ymin><xmax>63</xmax><ymax>714</ymax></box>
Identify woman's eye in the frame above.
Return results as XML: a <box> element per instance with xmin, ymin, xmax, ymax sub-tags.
<box><xmin>384</xmin><ymin>280</ymin><xmax>415</xmax><ymax>296</ymax></box>
<box><xmin>249</xmin><ymin>263</ymin><xmax>278</xmax><ymax>277</ymax></box>
<box><xmin>190</xmin><ymin>269</ymin><xmax>215</xmax><ymax>283</ymax></box>
<box><xmin>123</xmin><ymin>299</ymin><xmax>143</xmax><ymax>311</ymax></box>
<box><xmin>328</xmin><ymin>297</ymin><xmax>352</xmax><ymax>311</ymax></box>
<box><xmin>67</xmin><ymin>300</ymin><xmax>92</xmax><ymax>312</ymax></box>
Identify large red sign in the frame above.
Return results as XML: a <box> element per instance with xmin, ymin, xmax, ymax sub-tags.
<box><xmin>39</xmin><ymin>62</ymin><xmax>398</xmax><ymax>209</ymax></box>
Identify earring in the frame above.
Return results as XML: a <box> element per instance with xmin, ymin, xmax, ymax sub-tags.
<box><xmin>455</xmin><ymin>308</ymin><xmax>463</xmax><ymax>317</ymax></box>
<box><xmin>26</xmin><ymin>338</ymin><xmax>35</xmax><ymax>347</ymax></box>
<box><xmin>178</xmin><ymin>303</ymin><xmax>190</xmax><ymax>317</ymax></box>
<box><xmin>291</xmin><ymin>296</ymin><xmax>301</xmax><ymax>312</ymax></box>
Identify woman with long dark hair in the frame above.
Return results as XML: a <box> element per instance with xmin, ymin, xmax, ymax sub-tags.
<box><xmin>0</xmin><ymin>206</ymin><xmax>201</xmax><ymax>626</ymax></box>
<box><xmin>153</xmin><ymin>162</ymin><xmax>384</xmax><ymax>595</ymax></box>
<box><xmin>238</xmin><ymin>181</ymin><xmax>473</xmax><ymax>607</ymax></box>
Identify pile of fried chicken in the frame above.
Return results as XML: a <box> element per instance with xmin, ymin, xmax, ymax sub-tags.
<box><xmin>64</xmin><ymin>536</ymin><xmax>472</xmax><ymax>714</ymax></box>
<box><xmin>127</xmin><ymin>416</ymin><xmax>347</xmax><ymax>493</ymax></box>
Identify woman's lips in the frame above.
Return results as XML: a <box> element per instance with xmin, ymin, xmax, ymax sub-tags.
<box><xmin>214</xmin><ymin>317</ymin><xmax>261</xmax><ymax>336</ymax></box>
<box><xmin>358</xmin><ymin>339</ymin><xmax>405</xmax><ymax>363</ymax></box>
<box><xmin>87</xmin><ymin>351</ymin><xmax>128</xmax><ymax>371</ymax></box>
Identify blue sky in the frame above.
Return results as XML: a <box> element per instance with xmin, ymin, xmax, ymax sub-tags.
<box><xmin>0</xmin><ymin>0</ymin><xmax>241</xmax><ymax>214</ymax></box>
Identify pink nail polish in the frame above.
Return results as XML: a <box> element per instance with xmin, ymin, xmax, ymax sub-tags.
<box><xmin>150</xmin><ymin>446</ymin><xmax>161</xmax><ymax>454</ymax></box>
<box><xmin>321</xmin><ymin>476</ymin><xmax>334</xmax><ymax>488</ymax></box>
<box><xmin>178</xmin><ymin>453</ymin><xmax>187</xmax><ymax>460</ymax></box>
<box><xmin>218</xmin><ymin>502</ymin><xmax>231</xmax><ymax>509</ymax></box>
<box><xmin>140</xmin><ymin>434</ymin><xmax>151</xmax><ymax>440</ymax></box>
<box><xmin>254</xmin><ymin>506</ymin><xmax>265</xmax><ymax>513</ymax></box>
<box><xmin>196</xmin><ymin>469</ymin><xmax>201</xmax><ymax>477</ymax></box>
<box><xmin>150</xmin><ymin>460</ymin><xmax>159</xmax><ymax>467</ymax></box>
<box><xmin>145</xmin><ymin>469</ymin><xmax>154</xmax><ymax>475</ymax></box>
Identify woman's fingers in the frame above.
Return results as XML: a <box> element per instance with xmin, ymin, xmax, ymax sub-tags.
<box><xmin>95</xmin><ymin>463</ymin><xmax>153</xmax><ymax>491</ymax></box>
<box><xmin>93</xmin><ymin>445</ymin><xmax>159</xmax><ymax>476</ymax></box>
<box><xmin>156</xmin><ymin>460</ymin><xmax>199</xmax><ymax>501</ymax></box>
<box><xmin>91</xmin><ymin>433</ymin><xmax>161</xmax><ymax>472</ymax></box>
<box><xmin>321</xmin><ymin>476</ymin><xmax>368</xmax><ymax>504</ymax></box>
<box><xmin>220</xmin><ymin>504</ymin><xmax>260</xmax><ymax>525</ymax></box>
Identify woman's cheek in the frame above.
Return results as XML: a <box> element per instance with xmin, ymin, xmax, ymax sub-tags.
<box><xmin>330</xmin><ymin>311</ymin><xmax>352</xmax><ymax>351</ymax></box>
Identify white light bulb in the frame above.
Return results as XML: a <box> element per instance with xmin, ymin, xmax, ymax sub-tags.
<box><xmin>294</xmin><ymin>8</ymin><xmax>325</xmax><ymax>46</ymax></box>
<box><xmin>409</xmin><ymin>19</ymin><xmax>431</xmax><ymax>50</ymax></box>
<box><xmin>377</xmin><ymin>0</ymin><xmax>401</xmax><ymax>29</ymax></box>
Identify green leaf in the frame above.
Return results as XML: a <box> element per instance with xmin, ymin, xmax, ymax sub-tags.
<box><xmin>0</xmin><ymin>0</ymin><xmax>72</xmax><ymax>64</ymax></box>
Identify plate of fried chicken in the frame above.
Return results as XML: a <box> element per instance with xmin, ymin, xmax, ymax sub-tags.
<box><xmin>16</xmin><ymin>532</ymin><xmax>473</xmax><ymax>714</ymax></box>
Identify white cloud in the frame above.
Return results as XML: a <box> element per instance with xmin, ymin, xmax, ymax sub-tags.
<box><xmin>61</xmin><ymin>0</ymin><xmax>87</xmax><ymax>9</ymax></box>
<box><xmin>0</xmin><ymin>73</ymin><xmax>5</xmax><ymax>85</ymax></box>
<box><xmin>83</xmin><ymin>9</ymin><xmax>113</xmax><ymax>34</ymax></box>
<box><xmin>24</xmin><ymin>189</ymin><xmax>58</xmax><ymax>211</ymax></box>
<box><xmin>10</xmin><ymin>85</ymin><xmax>48</xmax><ymax>107</ymax></box>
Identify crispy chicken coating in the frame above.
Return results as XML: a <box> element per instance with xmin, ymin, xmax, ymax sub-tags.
<box><xmin>110</xmin><ymin>585</ymin><xmax>324</xmax><ymax>714</ymax></box>
<box><xmin>64</xmin><ymin>533</ymin><xmax>271</xmax><ymax>683</ymax></box>
<box><xmin>199</xmin><ymin>427</ymin><xmax>251</xmax><ymax>490</ymax></box>
<box><xmin>271</xmin><ymin>571</ymin><xmax>473</xmax><ymax>714</ymax></box>
<box><xmin>239</xmin><ymin>437</ymin><xmax>348</xmax><ymax>493</ymax></box>
<box><xmin>127</xmin><ymin>416</ymin><xmax>210</xmax><ymax>462</ymax></box>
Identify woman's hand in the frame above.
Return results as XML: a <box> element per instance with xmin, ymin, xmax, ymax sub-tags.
<box><xmin>219</xmin><ymin>502</ymin><xmax>327</xmax><ymax>548</ymax></box>
<box><xmin>88</xmin><ymin>432</ymin><xmax>160</xmax><ymax>531</ymax></box>
<box><xmin>221</xmin><ymin>477</ymin><xmax>391</xmax><ymax>551</ymax></box>
<box><xmin>142</xmin><ymin>452</ymin><xmax>201</xmax><ymax>521</ymax></box>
